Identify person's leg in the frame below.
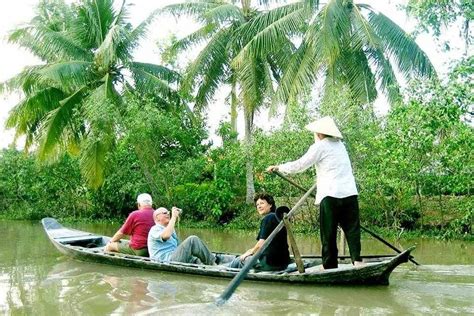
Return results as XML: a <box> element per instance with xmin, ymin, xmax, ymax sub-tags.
<box><xmin>320</xmin><ymin>197</ymin><xmax>339</xmax><ymax>269</ymax></box>
<box><xmin>339</xmin><ymin>195</ymin><xmax>362</xmax><ymax>264</ymax></box>
<box><xmin>258</xmin><ymin>256</ymin><xmax>287</xmax><ymax>271</ymax></box>
<box><xmin>226</xmin><ymin>255</ymin><xmax>260</xmax><ymax>269</ymax></box>
<box><xmin>228</xmin><ymin>256</ymin><xmax>245</xmax><ymax>269</ymax></box>
<box><xmin>114</xmin><ymin>241</ymin><xmax>136</xmax><ymax>255</ymax></box>
<box><xmin>132</xmin><ymin>247</ymin><xmax>149</xmax><ymax>257</ymax></box>
<box><xmin>169</xmin><ymin>235</ymin><xmax>216</xmax><ymax>265</ymax></box>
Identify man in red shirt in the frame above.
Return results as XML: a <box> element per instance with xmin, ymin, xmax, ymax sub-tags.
<box><xmin>105</xmin><ymin>193</ymin><xmax>155</xmax><ymax>256</ymax></box>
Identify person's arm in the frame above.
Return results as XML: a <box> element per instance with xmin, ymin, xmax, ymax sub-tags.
<box><xmin>160</xmin><ymin>207</ymin><xmax>180</xmax><ymax>240</ymax></box>
<box><xmin>268</xmin><ymin>143</ymin><xmax>320</xmax><ymax>174</ymax></box>
<box><xmin>108</xmin><ymin>214</ymin><xmax>132</xmax><ymax>244</ymax></box>
<box><xmin>109</xmin><ymin>230</ymin><xmax>126</xmax><ymax>243</ymax></box>
<box><xmin>240</xmin><ymin>239</ymin><xmax>265</xmax><ymax>261</ymax></box>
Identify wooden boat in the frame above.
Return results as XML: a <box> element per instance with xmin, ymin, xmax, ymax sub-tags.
<box><xmin>42</xmin><ymin>217</ymin><xmax>414</xmax><ymax>285</ymax></box>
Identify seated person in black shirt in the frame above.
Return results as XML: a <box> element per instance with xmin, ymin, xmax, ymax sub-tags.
<box><xmin>227</xmin><ymin>193</ymin><xmax>290</xmax><ymax>271</ymax></box>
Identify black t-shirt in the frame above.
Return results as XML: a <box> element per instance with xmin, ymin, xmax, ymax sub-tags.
<box><xmin>257</xmin><ymin>212</ymin><xmax>290</xmax><ymax>267</ymax></box>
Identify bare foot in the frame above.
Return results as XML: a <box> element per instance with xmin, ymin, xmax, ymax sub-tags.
<box><xmin>354</xmin><ymin>261</ymin><xmax>365</xmax><ymax>268</ymax></box>
<box><xmin>318</xmin><ymin>265</ymin><xmax>325</xmax><ymax>271</ymax></box>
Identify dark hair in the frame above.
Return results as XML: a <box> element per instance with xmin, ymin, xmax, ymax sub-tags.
<box><xmin>253</xmin><ymin>193</ymin><xmax>276</xmax><ymax>213</ymax></box>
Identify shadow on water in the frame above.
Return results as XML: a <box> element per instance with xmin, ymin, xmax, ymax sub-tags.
<box><xmin>0</xmin><ymin>220</ymin><xmax>473</xmax><ymax>315</ymax></box>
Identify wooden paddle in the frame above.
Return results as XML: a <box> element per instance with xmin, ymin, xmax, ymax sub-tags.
<box><xmin>215</xmin><ymin>182</ymin><xmax>318</xmax><ymax>306</ymax></box>
<box><xmin>273</xmin><ymin>171</ymin><xmax>420</xmax><ymax>266</ymax></box>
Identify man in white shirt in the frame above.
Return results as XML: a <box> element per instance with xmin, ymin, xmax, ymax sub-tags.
<box><xmin>267</xmin><ymin>116</ymin><xmax>363</xmax><ymax>269</ymax></box>
<box><xmin>147</xmin><ymin>206</ymin><xmax>218</xmax><ymax>265</ymax></box>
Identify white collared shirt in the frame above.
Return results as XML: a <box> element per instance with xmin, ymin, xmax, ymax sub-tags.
<box><xmin>278</xmin><ymin>137</ymin><xmax>358</xmax><ymax>204</ymax></box>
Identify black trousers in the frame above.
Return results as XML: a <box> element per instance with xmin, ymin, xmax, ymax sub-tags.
<box><xmin>319</xmin><ymin>195</ymin><xmax>362</xmax><ymax>269</ymax></box>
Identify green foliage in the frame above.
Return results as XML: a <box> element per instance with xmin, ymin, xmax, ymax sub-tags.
<box><xmin>0</xmin><ymin>149</ymin><xmax>90</xmax><ymax>220</ymax></box>
<box><xmin>121</xmin><ymin>93</ymin><xmax>209</xmax><ymax>202</ymax></box>
<box><xmin>169</xmin><ymin>179</ymin><xmax>239</xmax><ymax>223</ymax></box>
<box><xmin>405</xmin><ymin>0</ymin><xmax>473</xmax><ymax>38</ymax></box>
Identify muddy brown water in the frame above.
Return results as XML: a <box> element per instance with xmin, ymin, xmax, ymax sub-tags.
<box><xmin>1</xmin><ymin>220</ymin><xmax>473</xmax><ymax>315</ymax></box>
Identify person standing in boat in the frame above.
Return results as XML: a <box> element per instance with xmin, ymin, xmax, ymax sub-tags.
<box><xmin>267</xmin><ymin>116</ymin><xmax>363</xmax><ymax>270</ymax></box>
<box><xmin>148</xmin><ymin>206</ymin><xmax>218</xmax><ymax>265</ymax></box>
<box><xmin>105</xmin><ymin>193</ymin><xmax>155</xmax><ymax>257</ymax></box>
<box><xmin>228</xmin><ymin>193</ymin><xmax>290</xmax><ymax>271</ymax></box>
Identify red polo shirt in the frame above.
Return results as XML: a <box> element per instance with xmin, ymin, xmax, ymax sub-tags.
<box><xmin>120</xmin><ymin>207</ymin><xmax>154</xmax><ymax>250</ymax></box>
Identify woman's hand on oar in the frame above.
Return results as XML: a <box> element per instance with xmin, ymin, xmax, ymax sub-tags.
<box><xmin>266</xmin><ymin>165</ymin><xmax>279</xmax><ymax>173</ymax></box>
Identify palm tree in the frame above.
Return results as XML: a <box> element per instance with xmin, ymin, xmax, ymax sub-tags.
<box><xmin>234</xmin><ymin>0</ymin><xmax>435</xmax><ymax>110</ymax></box>
<box><xmin>1</xmin><ymin>0</ymin><xmax>180</xmax><ymax>188</ymax></box>
<box><xmin>162</xmin><ymin>0</ymin><xmax>294</xmax><ymax>203</ymax></box>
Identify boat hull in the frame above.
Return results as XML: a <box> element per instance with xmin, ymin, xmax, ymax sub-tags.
<box><xmin>41</xmin><ymin>217</ymin><xmax>413</xmax><ymax>285</ymax></box>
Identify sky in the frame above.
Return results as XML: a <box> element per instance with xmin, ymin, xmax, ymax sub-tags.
<box><xmin>0</xmin><ymin>0</ymin><xmax>468</xmax><ymax>149</ymax></box>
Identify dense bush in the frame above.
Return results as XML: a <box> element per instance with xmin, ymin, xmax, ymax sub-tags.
<box><xmin>0</xmin><ymin>149</ymin><xmax>89</xmax><ymax>220</ymax></box>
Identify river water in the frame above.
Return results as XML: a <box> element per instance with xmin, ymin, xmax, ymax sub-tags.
<box><xmin>0</xmin><ymin>220</ymin><xmax>473</xmax><ymax>315</ymax></box>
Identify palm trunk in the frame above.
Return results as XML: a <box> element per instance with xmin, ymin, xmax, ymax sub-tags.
<box><xmin>230</xmin><ymin>80</ymin><xmax>238</xmax><ymax>140</ymax></box>
<box><xmin>243</xmin><ymin>107</ymin><xmax>255</xmax><ymax>204</ymax></box>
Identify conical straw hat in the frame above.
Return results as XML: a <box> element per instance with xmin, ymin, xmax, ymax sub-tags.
<box><xmin>305</xmin><ymin>116</ymin><xmax>343</xmax><ymax>139</ymax></box>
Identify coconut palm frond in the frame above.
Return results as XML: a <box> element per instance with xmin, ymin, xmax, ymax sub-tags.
<box><xmin>233</xmin><ymin>2</ymin><xmax>306</xmax><ymax>66</ymax></box>
<box><xmin>82</xmin><ymin>77</ymin><xmax>120</xmax><ymax>130</ymax></box>
<box><xmin>313</xmin><ymin>0</ymin><xmax>351</xmax><ymax>62</ymax></box>
<box><xmin>257</xmin><ymin>0</ymin><xmax>287</xmax><ymax>7</ymax></box>
<box><xmin>95</xmin><ymin>24</ymin><xmax>125</xmax><ymax>68</ymax></box>
<box><xmin>79</xmin><ymin>135</ymin><xmax>112</xmax><ymax>188</ymax></box>
<box><xmin>163</xmin><ymin>23</ymin><xmax>219</xmax><ymax>62</ymax></box>
<box><xmin>79</xmin><ymin>78</ymin><xmax>118</xmax><ymax>188</ymax></box>
<box><xmin>8</xmin><ymin>25</ymin><xmax>92</xmax><ymax>62</ymax></box>
<box><xmin>238</xmin><ymin>56</ymin><xmax>270</xmax><ymax>112</ymax></box>
<box><xmin>5</xmin><ymin>87</ymin><xmax>65</xmax><ymax>133</ymax></box>
<box><xmin>194</xmin><ymin>45</ymin><xmax>229</xmax><ymax>110</ymax></box>
<box><xmin>131</xmin><ymin>62</ymin><xmax>181</xmax><ymax>83</ymax></box>
<box><xmin>203</xmin><ymin>3</ymin><xmax>245</xmax><ymax>25</ymax></box>
<box><xmin>0</xmin><ymin>65</ymin><xmax>45</xmax><ymax>95</ymax></box>
<box><xmin>266</xmin><ymin>36</ymin><xmax>297</xmax><ymax>80</ymax></box>
<box><xmin>75</xmin><ymin>0</ymin><xmax>116</xmax><ymax>48</ymax></box>
<box><xmin>332</xmin><ymin>50</ymin><xmax>377</xmax><ymax>104</ymax></box>
<box><xmin>128</xmin><ymin>8</ymin><xmax>161</xmax><ymax>48</ymax></box>
<box><xmin>367</xmin><ymin>47</ymin><xmax>402</xmax><ymax>105</ymax></box>
<box><xmin>350</xmin><ymin>4</ymin><xmax>381</xmax><ymax>51</ymax></box>
<box><xmin>366</xmin><ymin>8</ymin><xmax>436</xmax><ymax>78</ymax></box>
<box><xmin>275</xmin><ymin>41</ymin><xmax>321</xmax><ymax>105</ymax></box>
<box><xmin>182</xmin><ymin>27</ymin><xmax>231</xmax><ymax>99</ymax></box>
<box><xmin>37</xmin><ymin>86</ymin><xmax>87</xmax><ymax>161</ymax></box>
<box><xmin>162</xmin><ymin>2</ymin><xmax>221</xmax><ymax>22</ymax></box>
<box><xmin>130</xmin><ymin>63</ymin><xmax>180</xmax><ymax>100</ymax></box>
<box><xmin>38</xmin><ymin>61</ymin><xmax>94</xmax><ymax>91</ymax></box>
<box><xmin>113</xmin><ymin>0</ymin><xmax>131</xmax><ymax>26</ymax></box>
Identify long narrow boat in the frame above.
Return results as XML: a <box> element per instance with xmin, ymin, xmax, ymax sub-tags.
<box><xmin>42</xmin><ymin>217</ymin><xmax>414</xmax><ymax>285</ymax></box>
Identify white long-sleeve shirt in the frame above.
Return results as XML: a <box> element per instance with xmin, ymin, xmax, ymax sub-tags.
<box><xmin>278</xmin><ymin>137</ymin><xmax>358</xmax><ymax>204</ymax></box>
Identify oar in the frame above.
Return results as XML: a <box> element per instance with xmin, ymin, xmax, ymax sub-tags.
<box><xmin>215</xmin><ymin>182</ymin><xmax>318</xmax><ymax>306</ymax></box>
<box><xmin>273</xmin><ymin>171</ymin><xmax>420</xmax><ymax>266</ymax></box>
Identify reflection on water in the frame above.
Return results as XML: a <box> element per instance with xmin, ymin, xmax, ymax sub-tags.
<box><xmin>0</xmin><ymin>220</ymin><xmax>473</xmax><ymax>315</ymax></box>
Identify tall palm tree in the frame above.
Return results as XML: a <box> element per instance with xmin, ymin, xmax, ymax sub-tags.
<box><xmin>163</xmin><ymin>0</ymin><xmax>294</xmax><ymax>203</ymax></box>
<box><xmin>1</xmin><ymin>0</ymin><xmax>180</xmax><ymax>188</ymax></box>
<box><xmin>234</xmin><ymin>0</ymin><xmax>435</xmax><ymax>109</ymax></box>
